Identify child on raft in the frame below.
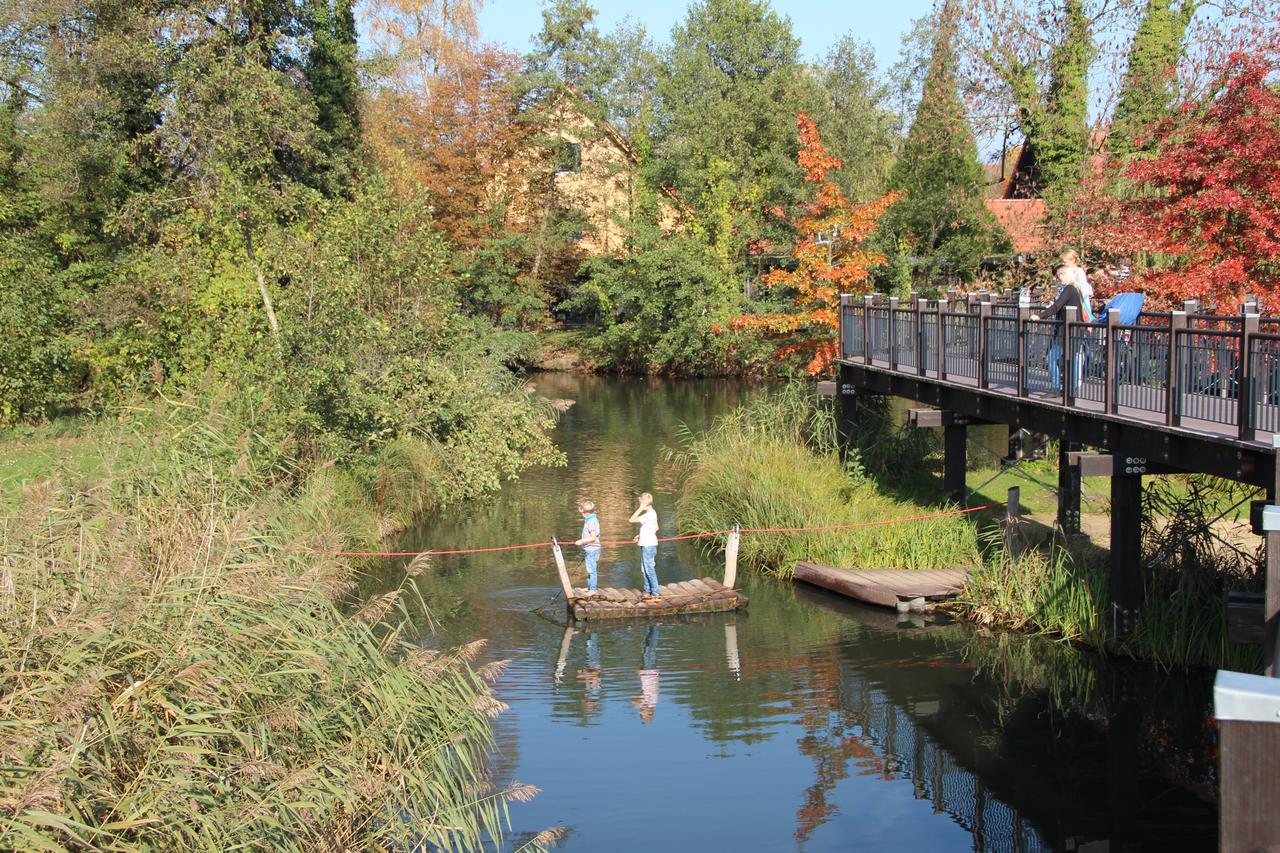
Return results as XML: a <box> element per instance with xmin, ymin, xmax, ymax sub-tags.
<box><xmin>574</xmin><ymin>500</ymin><xmax>601</xmax><ymax>594</ymax></box>
<box><xmin>629</xmin><ymin>493</ymin><xmax>661</xmax><ymax>600</ymax></box>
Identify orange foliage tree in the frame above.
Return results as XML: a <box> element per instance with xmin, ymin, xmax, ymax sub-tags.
<box><xmin>364</xmin><ymin>46</ymin><xmax>532</xmax><ymax>249</ymax></box>
<box><xmin>730</xmin><ymin>114</ymin><xmax>898</xmax><ymax>375</ymax></box>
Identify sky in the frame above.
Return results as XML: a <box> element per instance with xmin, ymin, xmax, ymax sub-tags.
<box><xmin>475</xmin><ymin>0</ymin><xmax>939</xmax><ymax>70</ymax></box>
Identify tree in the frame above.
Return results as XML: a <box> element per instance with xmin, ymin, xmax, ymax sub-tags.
<box><xmin>654</xmin><ymin>0</ymin><xmax>806</xmax><ymax>254</ymax></box>
<box><xmin>304</xmin><ymin>0</ymin><xmax>363</xmax><ymax>190</ymax></box>
<box><xmin>806</xmin><ymin>36</ymin><xmax>901</xmax><ymax>203</ymax></box>
<box><xmin>1104</xmin><ymin>55</ymin><xmax>1280</xmax><ymax>311</ymax></box>
<box><xmin>886</xmin><ymin>12</ymin><xmax>1006</xmax><ymax>279</ymax></box>
<box><xmin>730</xmin><ymin>114</ymin><xmax>899</xmax><ymax>375</ymax></box>
<box><xmin>1110</xmin><ymin>0</ymin><xmax>1197</xmax><ymax>159</ymax></box>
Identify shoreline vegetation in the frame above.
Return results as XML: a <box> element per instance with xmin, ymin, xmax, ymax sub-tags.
<box><xmin>678</xmin><ymin>385</ymin><xmax>1264</xmax><ymax>673</ymax></box>
<box><xmin>1</xmin><ymin>383</ymin><xmax>562</xmax><ymax>848</ymax></box>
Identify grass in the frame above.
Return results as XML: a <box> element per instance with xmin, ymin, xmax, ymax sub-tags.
<box><xmin>676</xmin><ymin>385</ymin><xmax>983</xmax><ymax>577</ymax></box>
<box><xmin>0</xmin><ymin>395</ymin><xmax>543</xmax><ymax>849</ymax></box>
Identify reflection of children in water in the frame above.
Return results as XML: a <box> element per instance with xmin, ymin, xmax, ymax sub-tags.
<box><xmin>632</xmin><ymin>625</ymin><xmax>660</xmax><ymax>724</ymax></box>
<box><xmin>575</xmin><ymin>632</ymin><xmax>602</xmax><ymax>714</ymax></box>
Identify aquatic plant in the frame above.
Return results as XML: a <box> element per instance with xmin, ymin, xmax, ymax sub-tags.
<box><xmin>676</xmin><ymin>384</ymin><xmax>982</xmax><ymax>576</ymax></box>
<box><xmin>0</xmin><ymin>398</ymin><xmax>539</xmax><ymax>849</ymax></box>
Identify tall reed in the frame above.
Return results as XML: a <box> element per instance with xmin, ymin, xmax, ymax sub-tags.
<box><xmin>676</xmin><ymin>385</ymin><xmax>982</xmax><ymax>576</ymax></box>
<box><xmin>0</xmin><ymin>398</ymin><xmax>538</xmax><ymax>849</ymax></box>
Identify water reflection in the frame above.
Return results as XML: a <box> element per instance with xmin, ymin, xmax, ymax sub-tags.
<box><xmin>373</xmin><ymin>376</ymin><xmax>1217</xmax><ymax>851</ymax></box>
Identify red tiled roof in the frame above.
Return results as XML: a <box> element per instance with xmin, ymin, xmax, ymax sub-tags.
<box><xmin>985</xmin><ymin>198</ymin><xmax>1048</xmax><ymax>254</ymax></box>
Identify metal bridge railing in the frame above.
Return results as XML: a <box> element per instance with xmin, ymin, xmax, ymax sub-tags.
<box><xmin>838</xmin><ymin>293</ymin><xmax>1273</xmax><ymax>440</ymax></box>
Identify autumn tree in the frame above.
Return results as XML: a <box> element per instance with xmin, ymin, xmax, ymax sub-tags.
<box><xmin>1105</xmin><ymin>55</ymin><xmax>1280</xmax><ymax>311</ymax></box>
<box><xmin>730</xmin><ymin>114</ymin><xmax>898</xmax><ymax>375</ymax></box>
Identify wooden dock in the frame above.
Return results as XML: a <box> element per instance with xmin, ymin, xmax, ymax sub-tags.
<box><xmin>794</xmin><ymin>563</ymin><xmax>971</xmax><ymax>611</ymax></box>
<box><xmin>568</xmin><ymin>578</ymin><xmax>747</xmax><ymax>620</ymax></box>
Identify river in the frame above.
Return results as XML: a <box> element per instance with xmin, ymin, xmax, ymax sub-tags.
<box><xmin>378</xmin><ymin>374</ymin><xmax>1218</xmax><ymax>851</ymax></box>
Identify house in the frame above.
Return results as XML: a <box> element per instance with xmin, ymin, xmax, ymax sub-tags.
<box><xmin>982</xmin><ymin>146</ymin><xmax>1049</xmax><ymax>255</ymax></box>
<box><xmin>499</xmin><ymin>89</ymin><xmax>684</xmax><ymax>259</ymax></box>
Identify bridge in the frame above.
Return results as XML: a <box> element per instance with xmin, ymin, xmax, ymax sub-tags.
<box><xmin>835</xmin><ymin>291</ymin><xmax>1280</xmax><ymax>674</ymax></box>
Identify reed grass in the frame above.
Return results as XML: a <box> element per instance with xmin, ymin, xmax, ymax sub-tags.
<box><xmin>676</xmin><ymin>385</ymin><xmax>983</xmax><ymax>577</ymax></box>
<box><xmin>0</xmin><ymin>397</ymin><xmax>539</xmax><ymax>850</ymax></box>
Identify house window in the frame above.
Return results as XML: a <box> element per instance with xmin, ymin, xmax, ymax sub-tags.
<box><xmin>555</xmin><ymin>140</ymin><xmax>581</xmax><ymax>174</ymax></box>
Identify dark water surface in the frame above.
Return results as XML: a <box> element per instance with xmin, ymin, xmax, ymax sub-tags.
<box><xmin>384</xmin><ymin>375</ymin><xmax>1218</xmax><ymax>852</ymax></box>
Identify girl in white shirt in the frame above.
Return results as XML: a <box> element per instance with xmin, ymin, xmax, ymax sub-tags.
<box><xmin>630</xmin><ymin>493</ymin><xmax>661</xmax><ymax>599</ymax></box>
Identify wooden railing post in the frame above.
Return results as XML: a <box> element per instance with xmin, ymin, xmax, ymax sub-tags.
<box><xmin>1063</xmin><ymin>306</ymin><xmax>1079</xmax><ymax>406</ymax></box>
<box><xmin>917</xmin><ymin>298</ymin><xmax>929</xmax><ymax>376</ymax></box>
<box><xmin>1168</xmin><ymin>311</ymin><xmax>1186</xmax><ymax>426</ymax></box>
<box><xmin>862</xmin><ymin>294</ymin><xmax>873</xmax><ymax>365</ymax></box>
<box><xmin>936</xmin><ymin>299</ymin><xmax>946</xmax><ymax>380</ymax></box>
<box><xmin>1241</xmin><ymin>312</ymin><xmax>1260</xmax><ymax>439</ymax></box>
<box><xmin>1105</xmin><ymin>308</ymin><xmax>1120</xmax><ymax>414</ymax></box>
<box><xmin>888</xmin><ymin>296</ymin><xmax>900</xmax><ymax>369</ymax></box>
<box><xmin>1016</xmin><ymin>304</ymin><xmax>1031</xmax><ymax>397</ymax></box>
<box><xmin>839</xmin><ymin>293</ymin><xmax>852</xmax><ymax>361</ymax></box>
<box><xmin>978</xmin><ymin>301</ymin><xmax>992</xmax><ymax>390</ymax></box>
<box><xmin>946</xmin><ymin>288</ymin><xmax>959</xmax><ymax>312</ymax></box>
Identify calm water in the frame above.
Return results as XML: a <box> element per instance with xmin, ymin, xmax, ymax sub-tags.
<box><xmin>378</xmin><ymin>374</ymin><xmax>1218</xmax><ymax>852</ymax></box>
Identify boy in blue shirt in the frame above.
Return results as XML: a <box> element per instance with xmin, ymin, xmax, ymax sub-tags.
<box><xmin>575</xmin><ymin>500</ymin><xmax>602</xmax><ymax>594</ymax></box>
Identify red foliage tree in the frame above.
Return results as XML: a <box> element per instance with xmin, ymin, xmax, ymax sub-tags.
<box><xmin>730</xmin><ymin>114</ymin><xmax>898</xmax><ymax>375</ymax></box>
<box><xmin>1098</xmin><ymin>54</ymin><xmax>1280</xmax><ymax>311</ymax></box>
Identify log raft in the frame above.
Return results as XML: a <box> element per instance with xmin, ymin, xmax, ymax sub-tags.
<box><xmin>568</xmin><ymin>578</ymin><xmax>747</xmax><ymax>620</ymax></box>
<box><xmin>551</xmin><ymin>528</ymin><xmax>747</xmax><ymax>621</ymax></box>
<box><xmin>794</xmin><ymin>562</ymin><xmax>971</xmax><ymax>612</ymax></box>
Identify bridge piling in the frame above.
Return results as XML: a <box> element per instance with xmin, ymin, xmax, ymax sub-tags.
<box><xmin>1057</xmin><ymin>440</ymin><xmax>1083</xmax><ymax>535</ymax></box>
<box><xmin>1110</xmin><ymin>466</ymin><xmax>1144</xmax><ymax>636</ymax></box>
<box><xmin>944</xmin><ymin>422</ymin><xmax>967</xmax><ymax>505</ymax></box>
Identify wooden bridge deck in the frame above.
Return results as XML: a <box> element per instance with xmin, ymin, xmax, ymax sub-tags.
<box><xmin>568</xmin><ymin>577</ymin><xmax>747</xmax><ymax>621</ymax></box>
<box><xmin>794</xmin><ymin>563</ymin><xmax>971</xmax><ymax>611</ymax></box>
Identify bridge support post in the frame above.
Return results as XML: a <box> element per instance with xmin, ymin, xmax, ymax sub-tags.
<box><xmin>1266</xmin><ymin>443</ymin><xmax>1280</xmax><ymax>676</ymax></box>
<box><xmin>836</xmin><ymin>363</ymin><xmax>859</xmax><ymax>452</ymax></box>
<box><xmin>1110</xmin><ymin>468</ymin><xmax>1144</xmax><ymax>637</ymax></box>
<box><xmin>1057</xmin><ymin>440</ymin><xmax>1082</xmax><ymax>535</ymax></box>
<box><xmin>944</xmin><ymin>423</ymin><xmax>967</xmax><ymax>505</ymax></box>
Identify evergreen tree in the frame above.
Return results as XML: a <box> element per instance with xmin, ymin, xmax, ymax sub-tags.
<box><xmin>305</xmin><ymin>0</ymin><xmax>363</xmax><ymax>190</ymax></box>
<box><xmin>886</xmin><ymin>14</ymin><xmax>1005</xmax><ymax>279</ymax></box>
<box><xmin>1038</xmin><ymin>0</ymin><xmax>1093</xmax><ymax>207</ymax></box>
<box><xmin>1110</xmin><ymin>0</ymin><xmax>1197</xmax><ymax>159</ymax></box>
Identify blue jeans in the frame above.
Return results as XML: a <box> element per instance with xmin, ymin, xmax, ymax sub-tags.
<box><xmin>640</xmin><ymin>546</ymin><xmax>659</xmax><ymax>595</ymax></box>
<box><xmin>584</xmin><ymin>548</ymin><xmax>600</xmax><ymax>591</ymax></box>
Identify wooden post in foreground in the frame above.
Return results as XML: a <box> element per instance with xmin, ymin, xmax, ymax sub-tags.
<box><xmin>724</xmin><ymin>525</ymin><xmax>740</xmax><ymax>590</ymax></box>
<box><xmin>1215</xmin><ymin>670</ymin><xmax>1280</xmax><ymax>851</ymax></box>
<box><xmin>552</xmin><ymin>539</ymin><xmax>574</xmax><ymax>601</ymax></box>
<box><xmin>1004</xmin><ymin>486</ymin><xmax>1021</xmax><ymax>555</ymax></box>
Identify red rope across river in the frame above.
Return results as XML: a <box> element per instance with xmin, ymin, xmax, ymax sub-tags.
<box><xmin>316</xmin><ymin>502</ymin><xmax>1003</xmax><ymax>558</ymax></box>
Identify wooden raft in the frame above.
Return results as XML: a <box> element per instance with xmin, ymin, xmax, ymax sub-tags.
<box><xmin>551</xmin><ymin>528</ymin><xmax>746</xmax><ymax>621</ymax></box>
<box><xmin>795</xmin><ymin>562</ymin><xmax>971</xmax><ymax>611</ymax></box>
<box><xmin>568</xmin><ymin>578</ymin><xmax>747</xmax><ymax>620</ymax></box>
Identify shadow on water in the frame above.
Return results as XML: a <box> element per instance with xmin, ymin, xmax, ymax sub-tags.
<box><xmin>364</xmin><ymin>375</ymin><xmax>1216</xmax><ymax>851</ymax></box>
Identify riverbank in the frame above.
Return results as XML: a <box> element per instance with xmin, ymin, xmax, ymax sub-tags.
<box><xmin>678</xmin><ymin>385</ymin><xmax>1264</xmax><ymax>673</ymax></box>
<box><xmin>0</xmin><ymin>387</ymin><xmax>560</xmax><ymax>849</ymax></box>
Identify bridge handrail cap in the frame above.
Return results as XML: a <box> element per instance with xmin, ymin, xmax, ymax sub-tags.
<box><xmin>1215</xmin><ymin>670</ymin><xmax>1280</xmax><ymax>722</ymax></box>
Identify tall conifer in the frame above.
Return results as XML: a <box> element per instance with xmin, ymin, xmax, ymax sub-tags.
<box><xmin>887</xmin><ymin>7</ymin><xmax>1005</xmax><ymax>279</ymax></box>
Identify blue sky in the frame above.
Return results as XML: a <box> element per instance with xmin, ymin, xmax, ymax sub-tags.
<box><xmin>476</xmin><ymin>0</ymin><xmax>939</xmax><ymax>69</ymax></box>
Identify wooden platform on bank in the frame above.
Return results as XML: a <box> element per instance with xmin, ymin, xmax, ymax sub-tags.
<box><xmin>568</xmin><ymin>578</ymin><xmax>747</xmax><ymax>620</ymax></box>
<box><xmin>794</xmin><ymin>563</ymin><xmax>971</xmax><ymax>611</ymax></box>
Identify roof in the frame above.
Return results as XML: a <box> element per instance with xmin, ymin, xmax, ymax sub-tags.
<box><xmin>985</xmin><ymin>198</ymin><xmax>1048</xmax><ymax>254</ymax></box>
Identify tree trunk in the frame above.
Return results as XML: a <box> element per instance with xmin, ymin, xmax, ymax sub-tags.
<box><xmin>241</xmin><ymin>222</ymin><xmax>282</xmax><ymax>355</ymax></box>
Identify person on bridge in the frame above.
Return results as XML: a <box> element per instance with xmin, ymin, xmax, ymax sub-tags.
<box><xmin>1033</xmin><ymin>265</ymin><xmax>1089</xmax><ymax>391</ymax></box>
<box><xmin>630</xmin><ymin>493</ymin><xmax>661</xmax><ymax>600</ymax></box>
<box><xmin>1059</xmin><ymin>249</ymin><xmax>1094</xmax><ymax>316</ymax></box>
<box><xmin>574</xmin><ymin>500</ymin><xmax>601</xmax><ymax>594</ymax></box>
